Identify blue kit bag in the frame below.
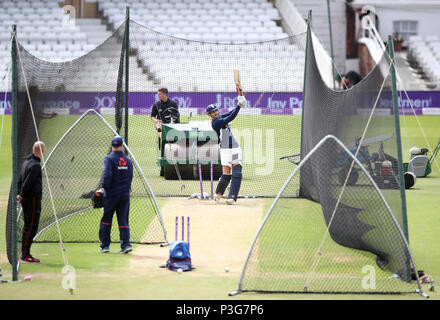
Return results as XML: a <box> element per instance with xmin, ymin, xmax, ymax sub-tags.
<box><xmin>166</xmin><ymin>241</ymin><xmax>192</xmax><ymax>272</ymax></box>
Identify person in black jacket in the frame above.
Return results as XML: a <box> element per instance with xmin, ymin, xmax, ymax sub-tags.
<box><xmin>151</xmin><ymin>88</ymin><xmax>180</xmax><ymax>138</ymax></box>
<box><xmin>17</xmin><ymin>141</ymin><xmax>45</xmax><ymax>263</ymax></box>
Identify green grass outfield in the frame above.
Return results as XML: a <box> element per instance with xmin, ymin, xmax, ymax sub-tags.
<box><xmin>0</xmin><ymin>114</ymin><xmax>439</xmax><ymax>300</ymax></box>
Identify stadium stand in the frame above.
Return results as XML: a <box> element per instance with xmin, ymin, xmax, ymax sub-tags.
<box><xmin>97</xmin><ymin>0</ymin><xmax>304</xmax><ymax>92</ymax></box>
<box><xmin>0</xmin><ymin>0</ymin><xmax>91</xmax><ymax>59</ymax></box>
<box><xmin>408</xmin><ymin>35</ymin><xmax>440</xmax><ymax>89</ymax></box>
<box><xmin>0</xmin><ymin>0</ymin><xmax>95</xmax><ymax>91</ymax></box>
<box><xmin>288</xmin><ymin>0</ymin><xmax>346</xmax><ymax>76</ymax></box>
<box><xmin>0</xmin><ymin>0</ymin><xmax>304</xmax><ymax>92</ymax></box>
<box><xmin>100</xmin><ymin>0</ymin><xmax>283</xmax><ymax>42</ymax></box>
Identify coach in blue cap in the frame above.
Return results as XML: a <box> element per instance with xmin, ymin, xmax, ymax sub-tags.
<box><xmin>97</xmin><ymin>135</ymin><xmax>134</xmax><ymax>254</ymax></box>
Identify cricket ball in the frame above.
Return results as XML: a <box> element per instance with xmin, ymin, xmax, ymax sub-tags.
<box><xmin>24</xmin><ymin>275</ymin><xmax>33</xmax><ymax>282</ymax></box>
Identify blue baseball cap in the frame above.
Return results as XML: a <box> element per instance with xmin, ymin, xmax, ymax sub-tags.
<box><xmin>111</xmin><ymin>135</ymin><xmax>124</xmax><ymax>147</ymax></box>
<box><xmin>206</xmin><ymin>104</ymin><xmax>218</xmax><ymax>113</ymax></box>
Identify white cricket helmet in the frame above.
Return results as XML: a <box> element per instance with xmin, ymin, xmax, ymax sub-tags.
<box><xmin>410</xmin><ymin>146</ymin><xmax>421</xmax><ymax>155</ymax></box>
<box><xmin>382</xmin><ymin>160</ymin><xmax>392</xmax><ymax>168</ymax></box>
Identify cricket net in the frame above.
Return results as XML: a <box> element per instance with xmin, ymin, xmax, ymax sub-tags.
<box><xmin>6</xmin><ymin>18</ymin><xmax>307</xmax><ymax>261</ymax></box>
<box><xmin>6</xmin><ymin>22</ymin><xmax>167</xmax><ymax>264</ymax></box>
<box><xmin>234</xmin><ymin>26</ymin><xmax>424</xmax><ymax>295</ymax></box>
<box><xmin>127</xmin><ymin>21</ymin><xmax>306</xmax><ymax>198</ymax></box>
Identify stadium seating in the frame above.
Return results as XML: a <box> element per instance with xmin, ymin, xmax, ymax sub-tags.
<box><xmin>408</xmin><ymin>35</ymin><xmax>440</xmax><ymax>87</ymax></box>
<box><xmin>0</xmin><ymin>0</ymin><xmax>96</xmax><ymax>91</ymax></box>
<box><xmin>97</xmin><ymin>0</ymin><xmax>303</xmax><ymax>92</ymax></box>
<box><xmin>100</xmin><ymin>0</ymin><xmax>282</xmax><ymax>39</ymax></box>
<box><xmin>0</xmin><ymin>0</ymin><xmax>302</xmax><ymax>92</ymax></box>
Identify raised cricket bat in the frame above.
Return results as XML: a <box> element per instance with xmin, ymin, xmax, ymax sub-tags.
<box><xmin>233</xmin><ymin>69</ymin><xmax>243</xmax><ymax>96</ymax></box>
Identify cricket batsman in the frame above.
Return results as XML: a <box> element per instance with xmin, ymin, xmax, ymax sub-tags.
<box><xmin>206</xmin><ymin>95</ymin><xmax>247</xmax><ymax>204</ymax></box>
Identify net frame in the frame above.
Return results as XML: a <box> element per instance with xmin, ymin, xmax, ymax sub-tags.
<box><xmin>27</xmin><ymin>108</ymin><xmax>169</xmax><ymax>244</ymax></box>
<box><xmin>126</xmin><ymin>20</ymin><xmax>307</xmax><ymax>198</ymax></box>
<box><xmin>6</xmin><ymin>20</ymin><xmax>129</xmax><ymax>267</ymax></box>
<box><xmin>367</xmin><ymin>16</ymin><xmax>438</xmax><ymax>288</ymax></box>
<box><xmin>230</xmin><ymin>134</ymin><xmax>425</xmax><ymax>297</ymax></box>
<box><xmin>231</xmin><ymin>13</ymin><xmax>427</xmax><ymax>297</ymax></box>
<box><xmin>6</xmin><ymin>17</ymin><xmax>172</xmax><ymax>268</ymax></box>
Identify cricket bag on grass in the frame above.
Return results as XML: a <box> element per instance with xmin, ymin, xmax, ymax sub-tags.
<box><xmin>166</xmin><ymin>241</ymin><xmax>193</xmax><ymax>272</ymax></box>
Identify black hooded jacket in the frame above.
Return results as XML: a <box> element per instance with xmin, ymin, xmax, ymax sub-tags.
<box><xmin>17</xmin><ymin>154</ymin><xmax>42</xmax><ymax>199</ymax></box>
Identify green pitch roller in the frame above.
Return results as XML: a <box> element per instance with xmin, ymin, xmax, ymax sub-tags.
<box><xmin>157</xmin><ymin>120</ymin><xmax>222</xmax><ymax>180</ymax></box>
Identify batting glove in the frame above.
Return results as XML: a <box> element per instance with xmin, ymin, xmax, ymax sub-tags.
<box><xmin>237</xmin><ymin>95</ymin><xmax>247</xmax><ymax>108</ymax></box>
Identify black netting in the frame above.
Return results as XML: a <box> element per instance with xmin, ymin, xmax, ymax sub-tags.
<box><xmin>239</xmin><ymin>137</ymin><xmax>417</xmax><ymax>294</ymax></box>
<box><xmin>300</xmin><ymin>27</ymin><xmax>406</xmax><ymax>241</ymax></box>
<box><xmin>237</xmin><ymin>27</ymin><xmax>421</xmax><ymax>295</ymax></box>
<box><xmin>30</xmin><ymin>110</ymin><xmax>166</xmax><ymax>244</ymax></box>
<box><xmin>6</xmin><ymin>19</ymin><xmax>306</xmax><ymax>262</ymax></box>
<box><xmin>127</xmin><ymin>21</ymin><xmax>306</xmax><ymax>198</ymax></box>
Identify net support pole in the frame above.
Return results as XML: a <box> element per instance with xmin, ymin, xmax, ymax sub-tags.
<box><xmin>10</xmin><ymin>25</ymin><xmax>18</xmax><ymax>282</ymax></box>
<box><xmin>326</xmin><ymin>0</ymin><xmax>336</xmax><ymax>89</ymax></box>
<box><xmin>299</xmin><ymin>10</ymin><xmax>311</xmax><ymax>197</ymax></box>
<box><xmin>388</xmin><ymin>35</ymin><xmax>409</xmax><ymax>242</ymax></box>
<box><xmin>124</xmin><ymin>7</ymin><xmax>129</xmax><ymax>147</ymax></box>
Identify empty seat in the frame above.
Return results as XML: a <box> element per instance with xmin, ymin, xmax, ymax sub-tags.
<box><xmin>57</xmin><ymin>51</ymin><xmax>72</xmax><ymax>60</ymax></box>
<box><xmin>72</xmin><ymin>32</ymin><xmax>88</xmax><ymax>42</ymax></box>
<box><xmin>31</xmin><ymin>2</ymin><xmax>47</xmax><ymax>9</ymax></box>
<box><xmin>216</xmin><ymin>33</ymin><xmax>231</xmax><ymax>43</ymax></box>
<box><xmin>82</xmin><ymin>44</ymin><xmax>96</xmax><ymax>52</ymax></box>
<box><xmin>6</xmin><ymin>8</ymin><xmax>21</xmax><ymax>15</ymax></box>
<box><xmin>0</xmin><ymin>0</ymin><xmax>304</xmax><ymax>92</ymax></box>
<box><xmin>38</xmin><ymin>44</ymin><xmax>52</xmax><ymax>51</ymax></box>
<box><xmin>13</xmin><ymin>14</ymin><xmax>27</xmax><ymax>21</ymax></box>
<box><xmin>53</xmin><ymin>44</ymin><xmax>67</xmax><ymax>52</ymax></box>
<box><xmin>246</xmin><ymin>33</ymin><xmax>261</xmax><ymax>43</ymax></box>
<box><xmin>23</xmin><ymin>43</ymin><xmax>37</xmax><ymax>51</ymax></box>
<box><xmin>426</xmin><ymin>35</ymin><xmax>439</xmax><ymax>42</ymax></box>
<box><xmin>43</xmin><ymin>50</ymin><xmax>57</xmax><ymax>60</ymax></box>
<box><xmin>409</xmin><ymin>35</ymin><xmax>423</xmax><ymax>42</ymax></box>
<box><xmin>27</xmin><ymin>14</ymin><xmax>41</xmax><ymax>21</ymax></box>
<box><xmin>186</xmin><ymin>33</ymin><xmax>202</xmax><ymax>41</ymax></box>
<box><xmin>146</xmin><ymin>3</ymin><xmax>161</xmax><ymax>9</ymax></box>
<box><xmin>71</xmin><ymin>50</ymin><xmax>86</xmax><ymax>58</ymax></box>
<box><xmin>27</xmin><ymin>32</ymin><xmax>45</xmax><ymax>42</ymax></box>
<box><xmin>0</xmin><ymin>32</ymin><xmax>10</xmax><ymax>41</ymax></box>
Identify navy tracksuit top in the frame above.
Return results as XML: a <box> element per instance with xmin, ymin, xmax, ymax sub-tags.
<box><xmin>101</xmin><ymin>151</ymin><xmax>133</xmax><ymax>197</ymax></box>
<box><xmin>211</xmin><ymin>105</ymin><xmax>241</xmax><ymax>149</ymax></box>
